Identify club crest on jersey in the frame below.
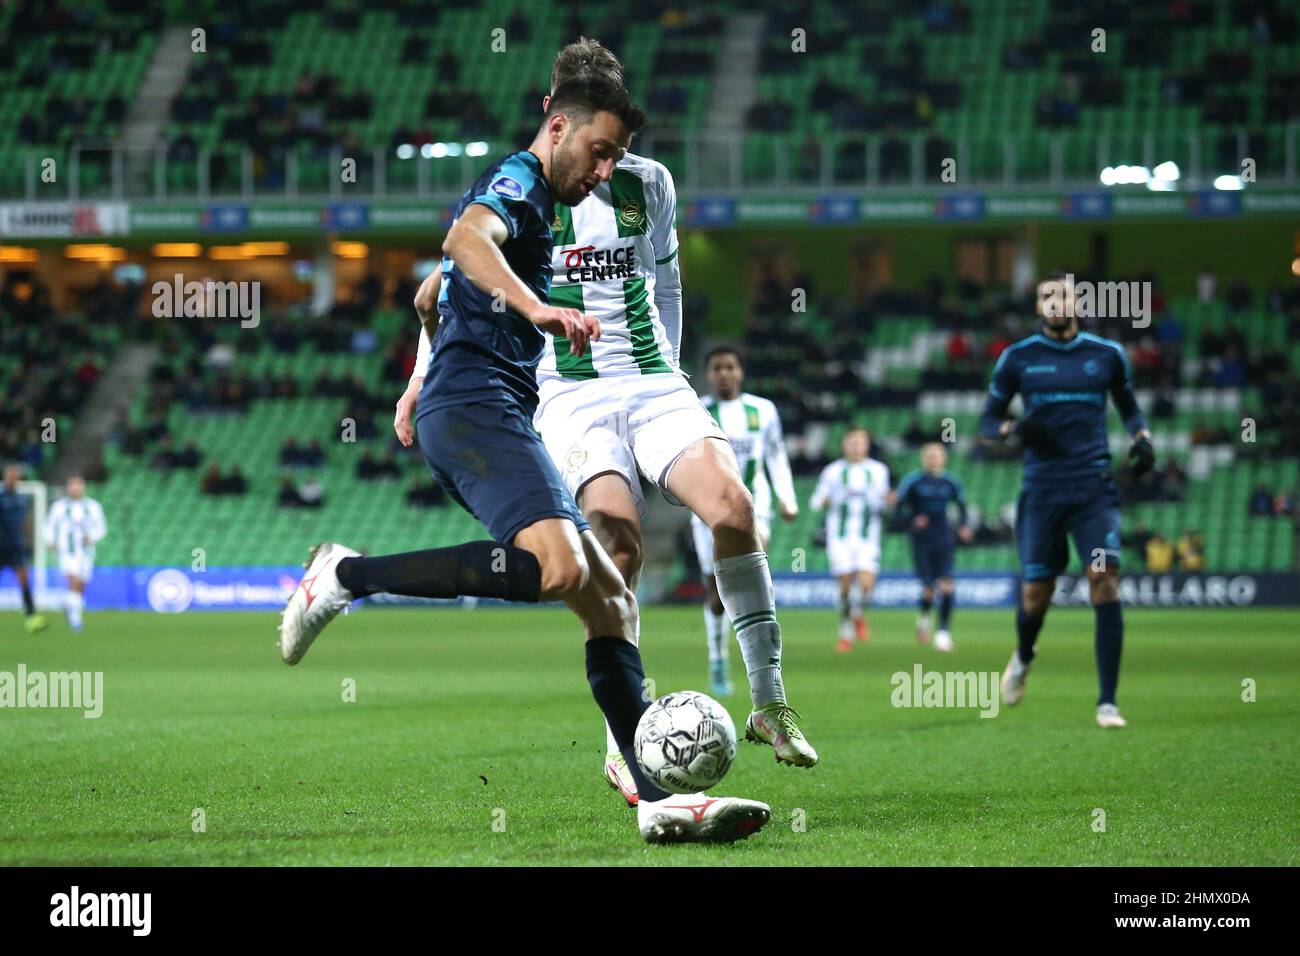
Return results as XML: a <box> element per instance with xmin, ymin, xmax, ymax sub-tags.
<box><xmin>489</xmin><ymin>175</ymin><xmax>524</xmax><ymax>200</ymax></box>
<box><xmin>551</xmin><ymin>212</ymin><xmax>563</xmax><ymax>234</ymax></box>
<box><xmin>617</xmin><ymin>199</ymin><xmax>644</xmax><ymax>229</ymax></box>
<box><xmin>564</xmin><ymin>445</ymin><xmax>588</xmax><ymax>473</ymax></box>
<box><xmin>1084</xmin><ymin>359</ymin><xmax>1100</xmax><ymax>377</ymax></box>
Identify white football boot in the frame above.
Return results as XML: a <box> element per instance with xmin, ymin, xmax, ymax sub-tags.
<box><xmin>1001</xmin><ymin>649</ymin><xmax>1030</xmax><ymax>706</ymax></box>
<box><xmin>745</xmin><ymin>703</ymin><xmax>820</xmax><ymax>767</ymax></box>
<box><xmin>279</xmin><ymin>542</ymin><xmax>361</xmax><ymax>665</ymax></box>
<box><xmin>933</xmin><ymin>629</ymin><xmax>955</xmax><ymax>652</ymax></box>
<box><xmin>1096</xmin><ymin>703</ymin><xmax>1128</xmax><ymax>728</ymax></box>
<box><xmin>637</xmin><ymin>793</ymin><xmax>770</xmax><ymax>844</ymax></box>
<box><xmin>604</xmin><ymin>752</ymin><xmax>639</xmax><ymax>807</ymax></box>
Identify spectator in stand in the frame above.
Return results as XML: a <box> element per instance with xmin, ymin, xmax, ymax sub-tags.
<box><xmin>299</xmin><ymin>476</ymin><xmax>324</xmax><ymax>508</ymax></box>
<box><xmin>222</xmin><ymin>466</ymin><xmax>248</xmax><ymax>496</ymax></box>
<box><xmin>1160</xmin><ymin>460</ymin><xmax>1187</xmax><ymax>501</ymax></box>
<box><xmin>1196</xmin><ymin>266</ymin><xmax>1217</xmax><ymax>303</ymax></box>
<box><xmin>357</xmin><ymin>449</ymin><xmax>381</xmax><ymax>481</ymax></box>
<box><xmin>1190</xmin><ymin>420</ymin><xmax>1231</xmax><ymax>445</ymax></box>
<box><xmin>1175</xmin><ymin>529</ymin><xmax>1205</xmax><ymax>571</ymax></box>
<box><xmin>406</xmin><ymin>478</ymin><xmax>447</xmax><ymax>509</ymax></box>
<box><xmin>1274</xmin><ymin>489</ymin><xmax>1296</xmax><ymax>517</ymax></box>
<box><xmin>168</xmin><ymin>440</ymin><xmax>199</xmax><ymax>469</ymax></box>
<box><xmin>375</xmin><ymin>451</ymin><xmax>401</xmax><ymax>481</ymax></box>
<box><xmin>1145</xmin><ymin>532</ymin><xmax>1174</xmax><ymax>572</ymax></box>
<box><xmin>151</xmin><ymin>436</ymin><xmax>179</xmax><ymax>471</ymax></box>
<box><xmin>1124</xmin><ymin>522</ymin><xmax>1154</xmax><ymax>557</ymax></box>
<box><xmin>1250</xmin><ymin>484</ymin><xmax>1274</xmax><ymax>516</ymax></box>
<box><xmin>279</xmin><ymin>437</ymin><xmax>303</xmax><ymax>467</ymax></box>
<box><xmin>201</xmin><ymin>464</ymin><xmax>224</xmax><ymax>496</ymax></box>
<box><xmin>1215</xmin><ymin>346</ymin><xmax>1247</xmax><ymax>388</ymax></box>
<box><xmin>1152</xmin><ymin>380</ymin><xmax>1176</xmax><ymax>420</ymax></box>
<box><xmin>301</xmin><ymin>440</ymin><xmax>326</xmax><ymax>468</ymax></box>
<box><xmin>278</xmin><ymin>477</ymin><xmax>306</xmax><ymax>508</ymax></box>
<box><xmin>946</xmin><ymin>330</ymin><xmax>971</xmax><ymax>362</ymax></box>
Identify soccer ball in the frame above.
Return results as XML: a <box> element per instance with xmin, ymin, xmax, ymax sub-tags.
<box><xmin>634</xmin><ymin>691</ymin><xmax>737</xmax><ymax>794</ymax></box>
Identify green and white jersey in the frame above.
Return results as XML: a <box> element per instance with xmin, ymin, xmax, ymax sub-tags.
<box><xmin>537</xmin><ymin>152</ymin><xmax>682</xmax><ymax>382</ymax></box>
<box><xmin>45</xmin><ymin>495</ymin><xmax>106</xmax><ymax>562</ymax></box>
<box><xmin>692</xmin><ymin>392</ymin><xmax>797</xmax><ymax>525</ymax></box>
<box><xmin>811</xmin><ymin>457</ymin><xmax>890</xmax><ymax>542</ymax></box>
<box><xmin>408</xmin><ymin>153</ymin><xmax>681</xmax><ymax>388</ymax></box>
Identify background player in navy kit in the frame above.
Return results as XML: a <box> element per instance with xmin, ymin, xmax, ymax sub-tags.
<box><xmin>979</xmin><ymin>274</ymin><xmax>1155</xmax><ymax>728</ymax></box>
<box><xmin>277</xmin><ymin>78</ymin><xmax>769</xmax><ymax>843</ymax></box>
<box><xmin>890</xmin><ymin>443</ymin><xmax>972</xmax><ymax>652</ymax></box>
<box><xmin>1</xmin><ymin>463</ymin><xmax>46</xmax><ymax>633</ymax></box>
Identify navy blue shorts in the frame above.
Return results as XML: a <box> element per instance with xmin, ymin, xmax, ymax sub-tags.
<box><xmin>0</xmin><ymin>544</ymin><xmax>28</xmax><ymax>569</ymax></box>
<box><xmin>1015</xmin><ymin>480</ymin><xmax>1122</xmax><ymax>582</ymax></box>
<box><xmin>416</xmin><ymin>400</ymin><xmax>589</xmax><ymax>544</ymax></box>
<box><xmin>912</xmin><ymin>539</ymin><xmax>954</xmax><ymax>585</ymax></box>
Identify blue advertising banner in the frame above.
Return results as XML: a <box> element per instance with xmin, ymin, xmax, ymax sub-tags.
<box><xmin>2</xmin><ymin>569</ymin><xmax>1296</xmax><ymax>612</ymax></box>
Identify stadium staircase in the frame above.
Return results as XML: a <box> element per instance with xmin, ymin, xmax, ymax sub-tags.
<box><xmin>119</xmin><ymin>26</ymin><xmax>198</xmax><ymax>195</ymax></box>
<box><xmin>698</xmin><ymin>12</ymin><xmax>766</xmax><ymax>185</ymax></box>
<box><xmin>49</xmin><ymin>343</ymin><xmax>158</xmax><ymax>486</ymax></box>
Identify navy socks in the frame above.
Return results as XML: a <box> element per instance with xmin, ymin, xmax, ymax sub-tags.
<box><xmin>336</xmin><ymin>542</ymin><xmax>542</xmax><ymax>603</ymax></box>
<box><xmin>1094</xmin><ymin>600</ymin><xmax>1123</xmax><ymax>706</ymax></box>
<box><xmin>1016</xmin><ymin>604</ymin><xmax>1045</xmax><ymax>664</ymax></box>
<box><xmin>585</xmin><ymin>636</ymin><xmax>670</xmax><ymax>803</ymax></box>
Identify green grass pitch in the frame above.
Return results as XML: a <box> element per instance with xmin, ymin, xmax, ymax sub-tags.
<box><xmin>1</xmin><ymin>606</ymin><xmax>1296</xmax><ymax>866</ymax></box>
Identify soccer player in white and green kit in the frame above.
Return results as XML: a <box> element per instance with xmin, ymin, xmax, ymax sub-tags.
<box><xmin>811</xmin><ymin>428</ymin><xmax>891</xmax><ymax>652</ymax></box>
<box><xmin>691</xmin><ymin>347</ymin><xmax>798</xmax><ymax>697</ymax></box>
<box><xmin>395</xmin><ymin>39</ymin><xmax>818</xmax><ymax>808</ymax></box>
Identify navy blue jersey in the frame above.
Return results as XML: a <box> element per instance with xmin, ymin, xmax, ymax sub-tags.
<box><xmin>978</xmin><ymin>331</ymin><xmax>1147</xmax><ymax>486</ymax></box>
<box><xmin>895</xmin><ymin>469</ymin><xmax>967</xmax><ymax>543</ymax></box>
<box><xmin>0</xmin><ymin>487</ymin><xmax>26</xmax><ymax>548</ymax></box>
<box><xmin>418</xmin><ymin>150</ymin><xmax>555</xmax><ymax>418</ymax></box>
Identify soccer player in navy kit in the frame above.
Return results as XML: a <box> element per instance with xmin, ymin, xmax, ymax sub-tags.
<box><xmin>1</xmin><ymin>463</ymin><xmax>47</xmax><ymax>633</ymax></box>
<box><xmin>890</xmin><ymin>443</ymin><xmax>972</xmax><ymax>652</ymax></box>
<box><xmin>277</xmin><ymin>78</ymin><xmax>769</xmax><ymax>843</ymax></box>
<box><xmin>979</xmin><ymin>275</ymin><xmax>1155</xmax><ymax>728</ymax></box>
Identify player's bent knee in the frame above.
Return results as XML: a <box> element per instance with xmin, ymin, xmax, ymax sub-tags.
<box><xmin>1021</xmin><ymin>581</ymin><xmax>1054</xmax><ymax>616</ymax></box>
<box><xmin>709</xmin><ymin>480</ymin><xmax>756</xmax><ymax>538</ymax></box>
<box><xmin>1088</xmin><ymin>569</ymin><xmax>1120</xmax><ymax>604</ymax></box>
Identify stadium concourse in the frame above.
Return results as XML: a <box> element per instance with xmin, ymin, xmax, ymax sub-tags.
<box><xmin>2</xmin><ymin>271</ymin><xmax>1295</xmax><ymax>587</ymax></box>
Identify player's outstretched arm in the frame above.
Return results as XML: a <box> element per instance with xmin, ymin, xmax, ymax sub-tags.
<box><xmin>444</xmin><ymin>205</ymin><xmax>600</xmax><ymax>355</ymax></box>
<box><xmin>413</xmin><ymin>264</ymin><xmax>442</xmax><ymax>338</ymax></box>
<box><xmin>764</xmin><ymin>407</ymin><xmax>799</xmax><ymax>520</ymax></box>
<box><xmin>395</xmin><ymin>267</ymin><xmax>443</xmax><ymax>448</ymax></box>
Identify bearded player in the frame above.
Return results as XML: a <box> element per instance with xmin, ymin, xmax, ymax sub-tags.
<box><xmin>284</xmin><ymin>79</ymin><xmax>770</xmax><ymax>843</ymax></box>
<box><xmin>978</xmin><ymin>273</ymin><xmax>1154</xmax><ymax>728</ymax></box>
<box><xmin>396</xmin><ymin>41</ymin><xmax>819</xmax><ymax>810</ymax></box>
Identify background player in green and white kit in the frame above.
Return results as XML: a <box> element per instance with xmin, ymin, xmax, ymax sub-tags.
<box><xmin>690</xmin><ymin>347</ymin><xmax>798</xmax><ymax>697</ymax></box>
<box><xmin>395</xmin><ymin>40</ymin><xmax>818</xmax><ymax>806</ymax></box>
<box><xmin>811</xmin><ymin>428</ymin><xmax>890</xmax><ymax>652</ymax></box>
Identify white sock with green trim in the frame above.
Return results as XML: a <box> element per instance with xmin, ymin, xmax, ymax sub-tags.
<box><xmin>714</xmin><ymin>552</ymin><xmax>785</xmax><ymax>709</ymax></box>
<box><xmin>704</xmin><ymin>605</ymin><xmax>728</xmax><ymax>665</ymax></box>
